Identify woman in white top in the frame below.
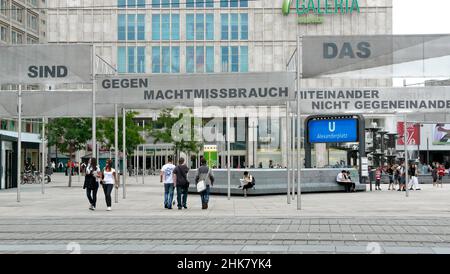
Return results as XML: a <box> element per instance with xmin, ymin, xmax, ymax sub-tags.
<box><xmin>101</xmin><ymin>159</ymin><xmax>118</xmax><ymax>211</ymax></box>
<box><xmin>84</xmin><ymin>158</ymin><xmax>101</xmax><ymax>211</ymax></box>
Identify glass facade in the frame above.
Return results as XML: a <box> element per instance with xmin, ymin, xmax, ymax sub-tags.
<box><xmin>117</xmin><ymin>2</ymin><xmax>249</xmax><ymax>74</ymax></box>
<box><xmin>221</xmin><ymin>46</ymin><xmax>248</xmax><ymax>72</ymax></box>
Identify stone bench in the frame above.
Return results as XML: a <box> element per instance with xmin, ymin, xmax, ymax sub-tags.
<box><xmin>187</xmin><ymin>168</ymin><xmax>366</xmax><ymax>196</ymax></box>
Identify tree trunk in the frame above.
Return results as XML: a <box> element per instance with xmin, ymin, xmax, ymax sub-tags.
<box><xmin>68</xmin><ymin>146</ymin><xmax>74</xmax><ymax>188</ymax></box>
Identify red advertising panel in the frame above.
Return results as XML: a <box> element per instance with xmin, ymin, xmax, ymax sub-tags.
<box><xmin>397</xmin><ymin>122</ymin><xmax>421</xmax><ymax>145</ymax></box>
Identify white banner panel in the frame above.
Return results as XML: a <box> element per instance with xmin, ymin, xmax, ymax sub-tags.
<box><xmin>0</xmin><ymin>45</ymin><xmax>92</xmax><ymax>84</ymax></box>
<box><xmin>299</xmin><ymin>87</ymin><xmax>450</xmax><ymax>115</ymax></box>
<box><xmin>96</xmin><ymin>72</ymin><xmax>296</xmax><ymax>107</ymax></box>
<box><xmin>302</xmin><ymin>35</ymin><xmax>450</xmax><ymax>78</ymax></box>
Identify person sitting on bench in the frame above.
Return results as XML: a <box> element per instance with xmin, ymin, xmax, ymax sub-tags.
<box><xmin>239</xmin><ymin>171</ymin><xmax>255</xmax><ymax>196</ymax></box>
<box><xmin>336</xmin><ymin>170</ymin><xmax>355</xmax><ymax>192</ymax></box>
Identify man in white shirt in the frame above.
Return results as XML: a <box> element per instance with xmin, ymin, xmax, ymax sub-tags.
<box><xmin>336</xmin><ymin>170</ymin><xmax>352</xmax><ymax>192</ymax></box>
<box><xmin>160</xmin><ymin>156</ymin><xmax>176</xmax><ymax>209</ymax></box>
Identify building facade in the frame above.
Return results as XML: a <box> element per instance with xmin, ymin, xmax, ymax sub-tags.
<box><xmin>46</xmin><ymin>0</ymin><xmax>393</xmax><ymax>169</ymax></box>
<box><xmin>0</xmin><ymin>0</ymin><xmax>46</xmax><ymax>189</ymax></box>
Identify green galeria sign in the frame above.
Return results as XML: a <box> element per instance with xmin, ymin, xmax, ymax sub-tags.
<box><xmin>282</xmin><ymin>0</ymin><xmax>360</xmax><ymax>24</ymax></box>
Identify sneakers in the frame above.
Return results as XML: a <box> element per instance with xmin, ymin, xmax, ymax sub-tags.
<box><xmin>89</xmin><ymin>205</ymin><xmax>95</xmax><ymax>211</ymax></box>
<box><xmin>107</xmin><ymin>207</ymin><xmax>112</xmax><ymax>211</ymax></box>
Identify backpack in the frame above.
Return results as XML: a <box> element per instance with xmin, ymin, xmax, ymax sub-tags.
<box><xmin>251</xmin><ymin>176</ymin><xmax>256</xmax><ymax>186</ymax></box>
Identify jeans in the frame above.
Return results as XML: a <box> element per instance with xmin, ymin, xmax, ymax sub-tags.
<box><xmin>164</xmin><ymin>184</ymin><xmax>175</xmax><ymax>208</ymax></box>
<box><xmin>86</xmin><ymin>186</ymin><xmax>98</xmax><ymax>207</ymax></box>
<box><xmin>102</xmin><ymin>184</ymin><xmax>114</xmax><ymax>207</ymax></box>
<box><xmin>176</xmin><ymin>186</ymin><xmax>189</xmax><ymax>208</ymax></box>
<box><xmin>200</xmin><ymin>185</ymin><xmax>211</xmax><ymax>205</ymax></box>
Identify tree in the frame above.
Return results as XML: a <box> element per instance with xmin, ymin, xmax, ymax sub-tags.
<box><xmin>47</xmin><ymin>118</ymin><xmax>92</xmax><ymax>187</ymax></box>
<box><xmin>149</xmin><ymin>108</ymin><xmax>203</xmax><ymax>163</ymax></box>
<box><xmin>97</xmin><ymin>111</ymin><xmax>145</xmax><ymax>155</ymax></box>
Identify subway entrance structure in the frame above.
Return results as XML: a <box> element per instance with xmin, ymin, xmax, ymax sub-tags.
<box><xmin>2</xmin><ymin>34</ymin><xmax>450</xmax><ymax>210</ymax></box>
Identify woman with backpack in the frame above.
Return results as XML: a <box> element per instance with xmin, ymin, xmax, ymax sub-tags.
<box><xmin>195</xmin><ymin>158</ymin><xmax>215</xmax><ymax>210</ymax></box>
<box><xmin>83</xmin><ymin>158</ymin><xmax>101</xmax><ymax>211</ymax></box>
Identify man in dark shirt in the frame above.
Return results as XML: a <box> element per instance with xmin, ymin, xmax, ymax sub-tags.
<box><xmin>173</xmin><ymin>157</ymin><xmax>190</xmax><ymax>210</ymax></box>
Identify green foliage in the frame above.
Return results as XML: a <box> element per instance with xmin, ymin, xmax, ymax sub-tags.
<box><xmin>46</xmin><ymin>118</ymin><xmax>92</xmax><ymax>159</ymax></box>
<box><xmin>97</xmin><ymin>111</ymin><xmax>145</xmax><ymax>155</ymax></box>
<box><xmin>149</xmin><ymin>108</ymin><xmax>203</xmax><ymax>155</ymax></box>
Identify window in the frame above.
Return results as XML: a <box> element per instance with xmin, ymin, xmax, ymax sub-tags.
<box><xmin>186</xmin><ymin>14</ymin><xmax>194</xmax><ymax>40</ymax></box>
<box><xmin>194</xmin><ymin>0</ymin><xmax>213</xmax><ymax>8</ymax></box>
<box><xmin>118</xmin><ymin>14</ymin><xmax>126</xmax><ymax>40</ymax></box>
<box><xmin>205</xmin><ymin>14</ymin><xmax>214</xmax><ymax>40</ymax></box>
<box><xmin>118</xmin><ymin>47</ymin><xmax>127</xmax><ymax>73</ymax></box>
<box><xmin>128</xmin><ymin>47</ymin><xmax>136</xmax><ymax>73</ymax></box>
<box><xmin>127</xmin><ymin>14</ymin><xmax>136</xmax><ymax>40</ymax></box>
<box><xmin>240</xmin><ymin>13</ymin><xmax>248</xmax><ymax>40</ymax></box>
<box><xmin>221</xmin><ymin>13</ymin><xmax>248</xmax><ymax>41</ymax></box>
<box><xmin>119</xmin><ymin>0</ymin><xmax>145</xmax><ymax>7</ymax></box>
<box><xmin>153</xmin><ymin>47</ymin><xmax>179</xmax><ymax>73</ymax></box>
<box><xmin>221</xmin><ymin>46</ymin><xmax>248</xmax><ymax>72</ymax></box>
<box><xmin>221</xmin><ymin>46</ymin><xmax>229</xmax><ymax>72</ymax></box>
<box><xmin>171</xmin><ymin>47</ymin><xmax>180</xmax><ymax>73</ymax></box>
<box><xmin>118</xmin><ymin>46</ymin><xmax>146</xmax><ymax>73</ymax></box>
<box><xmin>240</xmin><ymin>46</ymin><xmax>248</xmax><ymax>72</ymax></box>
<box><xmin>196</xmin><ymin>14</ymin><xmax>204</xmax><ymax>40</ymax></box>
<box><xmin>153</xmin><ymin>14</ymin><xmax>179</xmax><ymax>41</ymax></box>
<box><xmin>187</xmin><ymin>13</ymin><xmax>213</xmax><ymax>41</ymax></box>
<box><xmin>221</xmin><ymin>14</ymin><xmax>228</xmax><ymax>40</ymax></box>
<box><xmin>27</xmin><ymin>36</ymin><xmax>38</xmax><ymax>44</ymax></box>
<box><xmin>220</xmin><ymin>0</ymin><xmax>247</xmax><ymax>7</ymax></box>
<box><xmin>206</xmin><ymin>46</ymin><xmax>214</xmax><ymax>73</ymax></box>
<box><xmin>152</xmin><ymin>14</ymin><xmax>160</xmax><ymax>40</ymax></box>
<box><xmin>11</xmin><ymin>5</ymin><xmax>24</xmax><ymax>23</ymax></box>
<box><xmin>11</xmin><ymin>31</ymin><xmax>23</xmax><ymax>44</ymax></box>
<box><xmin>186</xmin><ymin>46</ymin><xmax>195</xmax><ymax>73</ymax></box>
<box><xmin>152</xmin><ymin>46</ymin><xmax>161</xmax><ymax>73</ymax></box>
<box><xmin>186</xmin><ymin>0</ymin><xmax>194</xmax><ymax>8</ymax></box>
<box><xmin>153</xmin><ymin>0</ymin><xmax>178</xmax><ymax>7</ymax></box>
<box><xmin>230</xmin><ymin>14</ymin><xmax>239</xmax><ymax>40</ymax></box>
<box><xmin>162</xmin><ymin>47</ymin><xmax>170</xmax><ymax>73</ymax></box>
<box><xmin>186</xmin><ymin>46</ymin><xmax>214</xmax><ymax>73</ymax></box>
<box><xmin>137</xmin><ymin>47</ymin><xmax>146</xmax><ymax>73</ymax></box>
<box><xmin>171</xmin><ymin>14</ymin><xmax>179</xmax><ymax>40</ymax></box>
<box><xmin>206</xmin><ymin>0</ymin><xmax>214</xmax><ymax>8</ymax></box>
<box><xmin>196</xmin><ymin>46</ymin><xmax>204</xmax><ymax>73</ymax></box>
<box><xmin>1</xmin><ymin>26</ymin><xmax>7</xmax><ymax>42</ymax></box>
<box><xmin>137</xmin><ymin>14</ymin><xmax>145</xmax><ymax>40</ymax></box>
<box><xmin>118</xmin><ymin>14</ymin><xmax>145</xmax><ymax>41</ymax></box>
<box><xmin>0</xmin><ymin>0</ymin><xmax>7</xmax><ymax>16</ymax></box>
<box><xmin>161</xmin><ymin>14</ymin><xmax>170</xmax><ymax>40</ymax></box>
<box><xmin>231</xmin><ymin>46</ymin><xmax>239</xmax><ymax>72</ymax></box>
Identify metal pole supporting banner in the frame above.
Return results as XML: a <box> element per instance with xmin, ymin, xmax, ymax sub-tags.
<box><xmin>297</xmin><ymin>35</ymin><xmax>302</xmax><ymax>210</ymax></box>
<box><xmin>286</xmin><ymin>102</ymin><xmax>291</xmax><ymax>204</ymax></box>
<box><xmin>291</xmin><ymin>110</ymin><xmax>295</xmax><ymax>200</ymax></box>
<box><xmin>226</xmin><ymin>107</ymin><xmax>231</xmax><ymax>200</ymax></box>
<box><xmin>92</xmin><ymin>46</ymin><xmax>97</xmax><ymax>159</ymax></box>
<box><xmin>17</xmin><ymin>85</ymin><xmax>22</xmax><ymax>202</ymax></box>
<box><xmin>122</xmin><ymin>108</ymin><xmax>127</xmax><ymax>199</ymax></box>
<box><xmin>114</xmin><ymin>104</ymin><xmax>119</xmax><ymax>204</ymax></box>
<box><xmin>135</xmin><ymin>148</ymin><xmax>138</xmax><ymax>183</ymax></box>
<box><xmin>142</xmin><ymin>145</ymin><xmax>145</xmax><ymax>184</ymax></box>
<box><xmin>404</xmin><ymin>114</ymin><xmax>409</xmax><ymax>198</ymax></box>
<box><xmin>42</xmin><ymin>117</ymin><xmax>45</xmax><ymax>194</ymax></box>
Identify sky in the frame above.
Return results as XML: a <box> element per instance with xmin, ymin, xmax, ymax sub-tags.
<box><xmin>394</xmin><ymin>0</ymin><xmax>450</xmax><ymax>34</ymax></box>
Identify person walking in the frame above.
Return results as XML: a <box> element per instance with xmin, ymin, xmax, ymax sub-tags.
<box><xmin>432</xmin><ymin>163</ymin><xmax>438</xmax><ymax>187</ymax></box>
<box><xmin>101</xmin><ymin>159</ymin><xmax>119</xmax><ymax>211</ymax></box>
<box><xmin>160</xmin><ymin>156</ymin><xmax>176</xmax><ymax>209</ymax></box>
<box><xmin>408</xmin><ymin>163</ymin><xmax>421</xmax><ymax>191</ymax></box>
<box><xmin>173</xmin><ymin>157</ymin><xmax>190</xmax><ymax>210</ymax></box>
<box><xmin>195</xmin><ymin>158</ymin><xmax>215</xmax><ymax>209</ymax></box>
<box><xmin>437</xmin><ymin>164</ymin><xmax>446</xmax><ymax>188</ymax></box>
<box><xmin>375</xmin><ymin>166</ymin><xmax>382</xmax><ymax>191</ymax></box>
<box><xmin>83</xmin><ymin>158</ymin><xmax>101</xmax><ymax>211</ymax></box>
<box><xmin>387</xmin><ymin>164</ymin><xmax>395</xmax><ymax>190</ymax></box>
<box><xmin>397</xmin><ymin>162</ymin><xmax>406</xmax><ymax>192</ymax></box>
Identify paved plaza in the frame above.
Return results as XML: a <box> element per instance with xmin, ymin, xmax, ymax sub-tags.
<box><xmin>1</xmin><ymin>173</ymin><xmax>450</xmax><ymax>254</ymax></box>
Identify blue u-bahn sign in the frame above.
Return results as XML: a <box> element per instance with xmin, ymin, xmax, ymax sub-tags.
<box><xmin>308</xmin><ymin>118</ymin><xmax>358</xmax><ymax>143</ymax></box>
